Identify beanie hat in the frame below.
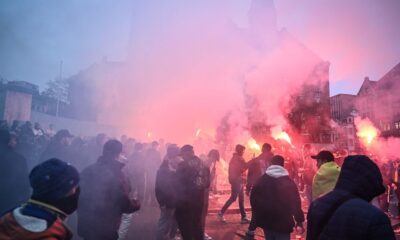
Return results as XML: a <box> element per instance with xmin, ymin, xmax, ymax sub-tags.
<box><xmin>29</xmin><ymin>158</ymin><xmax>80</xmax><ymax>201</ymax></box>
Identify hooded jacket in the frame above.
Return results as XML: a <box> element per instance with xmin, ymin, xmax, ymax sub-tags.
<box><xmin>0</xmin><ymin>202</ymin><xmax>72</xmax><ymax>240</ymax></box>
<box><xmin>312</xmin><ymin>161</ymin><xmax>340</xmax><ymax>200</ymax></box>
<box><xmin>250</xmin><ymin>165</ymin><xmax>304</xmax><ymax>233</ymax></box>
<box><xmin>307</xmin><ymin>155</ymin><xmax>395</xmax><ymax>240</ymax></box>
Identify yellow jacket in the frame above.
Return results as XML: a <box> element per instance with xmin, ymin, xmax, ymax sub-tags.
<box><xmin>312</xmin><ymin>161</ymin><xmax>341</xmax><ymax>200</ymax></box>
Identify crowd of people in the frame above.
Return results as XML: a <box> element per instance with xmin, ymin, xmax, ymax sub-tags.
<box><xmin>0</xmin><ymin>120</ymin><xmax>399</xmax><ymax>240</ymax></box>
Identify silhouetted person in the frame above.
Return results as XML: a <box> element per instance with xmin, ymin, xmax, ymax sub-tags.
<box><xmin>175</xmin><ymin>145</ymin><xmax>210</xmax><ymax>240</ymax></box>
<box><xmin>307</xmin><ymin>155</ymin><xmax>395</xmax><ymax>240</ymax></box>
<box><xmin>155</xmin><ymin>144</ymin><xmax>182</xmax><ymax>240</ymax></box>
<box><xmin>202</xmin><ymin>149</ymin><xmax>220</xmax><ymax>240</ymax></box>
<box><xmin>40</xmin><ymin>129</ymin><xmax>73</xmax><ymax>162</ymax></box>
<box><xmin>78</xmin><ymin>140</ymin><xmax>140</xmax><ymax>240</ymax></box>
<box><xmin>145</xmin><ymin>141</ymin><xmax>162</xmax><ymax>206</ymax></box>
<box><xmin>248</xmin><ymin>155</ymin><xmax>304</xmax><ymax>240</ymax></box>
<box><xmin>246</xmin><ymin>143</ymin><xmax>273</xmax><ymax>194</ymax></box>
<box><xmin>218</xmin><ymin>144</ymin><xmax>249</xmax><ymax>223</ymax></box>
<box><xmin>0</xmin><ymin>130</ymin><xmax>30</xmax><ymax>214</ymax></box>
<box><xmin>126</xmin><ymin>142</ymin><xmax>146</xmax><ymax>202</ymax></box>
<box><xmin>0</xmin><ymin>158</ymin><xmax>80</xmax><ymax>240</ymax></box>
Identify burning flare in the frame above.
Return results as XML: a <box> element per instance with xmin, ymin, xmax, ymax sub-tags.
<box><xmin>271</xmin><ymin>126</ymin><xmax>293</xmax><ymax>145</ymax></box>
<box><xmin>247</xmin><ymin>138</ymin><xmax>261</xmax><ymax>153</ymax></box>
<box><xmin>355</xmin><ymin>117</ymin><xmax>379</xmax><ymax>147</ymax></box>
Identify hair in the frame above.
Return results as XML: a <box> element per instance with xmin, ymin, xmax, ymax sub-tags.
<box><xmin>208</xmin><ymin>149</ymin><xmax>220</xmax><ymax>161</ymax></box>
<box><xmin>235</xmin><ymin>144</ymin><xmax>245</xmax><ymax>153</ymax></box>
<box><xmin>103</xmin><ymin>139</ymin><xmax>123</xmax><ymax>158</ymax></box>
<box><xmin>262</xmin><ymin>143</ymin><xmax>272</xmax><ymax>152</ymax></box>
<box><xmin>271</xmin><ymin>155</ymin><xmax>284</xmax><ymax>166</ymax></box>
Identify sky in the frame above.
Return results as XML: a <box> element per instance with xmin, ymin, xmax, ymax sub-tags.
<box><xmin>0</xmin><ymin>0</ymin><xmax>400</xmax><ymax>96</ymax></box>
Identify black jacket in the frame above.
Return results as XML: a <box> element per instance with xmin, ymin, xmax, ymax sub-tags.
<box><xmin>228</xmin><ymin>153</ymin><xmax>247</xmax><ymax>184</ymax></box>
<box><xmin>176</xmin><ymin>156</ymin><xmax>210</xmax><ymax>207</ymax></box>
<box><xmin>155</xmin><ymin>159</ymin><xmax>177</xmax><ymax>208</ymax></box>
<box><xmin>0</xmin><ymin>146</ymin><xmax>30</xmax><ymax>214</ymax></box>
<box><xmin>307</xmin><ymin>155</ymin><xmax>395</xmax><ymax>240</ymax></box>
<box><xmin>247</xmin><ymin>152</ymin><xmax>273</xmax><ymax>191</ymax></box>
<box><xmin>77</xmin><ymin>156</ymin><xmax>139</xmax><ymax>239</ymax></box>
<box><xmin>250</xmin><ymin>166</ymin><xmax>304</xmax><ymax>233</ymax></box>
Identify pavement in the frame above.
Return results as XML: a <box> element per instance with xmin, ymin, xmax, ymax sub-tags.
<box><xmin>124</xmin><ymin>190</ymin><xmax>400</xmax><ymax>240</ymax></box>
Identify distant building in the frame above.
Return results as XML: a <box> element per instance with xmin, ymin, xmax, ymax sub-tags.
<box><xmin>330</xmin><ymin>62</ymin><xmax>400</xmax><ymax>149</ymax></box>
<box><xmin>0</xmin><ymin>81</ymin><xmax>37</xmax><ymax>123</ymax></box>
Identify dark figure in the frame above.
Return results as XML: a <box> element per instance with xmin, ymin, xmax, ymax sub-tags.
<box><xmin>155</xmin><ymin>144</ymin><xmax>182</xmax><ymax>240</ymax></box>
<box><xmin>0</xmin><ymin>158</ymin><xmax>80</xmax><ymax>240</ymax></box>
<box><xmin>145</xmin><ymin>141</ymin><xmax>162</xmax><ymax>206</ymax></box>
<box><xmin>0</xmin><ymin>130</ymin><xmax>30</xmax><ymax>214</ymax></box>
<box><xmin>246</xmin><ymin>143</ymin><xmax>273</xmax><ymax>235</ymax></box>
<box><xmin>40</xmin><ymin>129</ymin><xmax>73</xmax><ymax>162</ymax></box>
<box><xmin>246</xmin><ymin>143</ymin><xmax>273</xmax><ymax>194</ymax></box>
<box><xmin>16</xmin><ymin>121</ymin><xmax>36</xmax><ymax>169</ymax></box>
<box><xmin>218</xmin><ymin>144</ymin><xmax>249</xmax><ymax>223</ymax></box>
<box><xmin>248</xmin><ymin>155</ymin><xmax>304</xmax><ymax>240</ymax></box>
<box><xmin>175</xmin><ymin>145</ymin><xmax>210</xmax><ymax>240</ymax></box>
<box><xmin>126</xmin><ymin>142</ymin><xmax>146</xmax><ymax>202</ymax></box>
<box><xmin>78</xmin><ymin>140</ymin><xmax>140</xmax><ymax>240</ymax></box>
<box><xmin>202</xmin><ymin>149</ymin><xmax>220</xmax><ymax>240</ymax></box>
<box><xmin>307</xmin><ymin>155</ymin><xmax>395</xmax><ymax>240</ymax></box>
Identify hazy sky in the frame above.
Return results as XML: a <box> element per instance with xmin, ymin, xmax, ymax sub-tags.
<box><xmin>0</xmin><ymin>0</ymin><xmax>399</xmax><ymax>96</ymax></box>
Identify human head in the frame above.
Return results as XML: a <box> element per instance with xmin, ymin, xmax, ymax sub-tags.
<box><xmin>167</xmin><ymin>144</ymin><xmax>180</xmax><ymax>158</ymax></box>
<box><xmin>235</xmin><ymin>144</ymin><xmax>246</xmax><ymax>156</ymax></box>
<box><xmin>54</xmin><ymin>129</ymin><xmax>73</xmax><ymax>145</ymax></box>
<box><xmin>34</xmin><ymin>122</ymin><xmax>41</xmax><ymax>130</ymax></box>
<box><xmin>208</xmin><ymin>149</ymin><xmax>220</xmax><ymax>162</ymax></box>
<box><xmin>102</xmin><ymin>139</ymin><xmax>123</xmax><ymax>161</ymax></box>
<box><xmin>271</xmin><ymin>155</ymin><xmax>284</xmax><ymax>167</ymax></box>
<box><xmin>335</xmin><ymin>155</ymin><xmax>385</xmax><ymax>202</ymax></box>
<box><xmin>151</xmin><ymin>141</ymin><xmax>159</xmax><ymax>149</ymax></box>
<box><xmin>312</xmin><ymin>150</ymin><xmax>335</xmax><ymax>168</ymax></box>
<box><xmin>261</xmin><ymin>143</ymin><xmax>272</xmax><ymax>153</ymax></box>
<box><xmin>181</xmin><ymin>144</ymin><xmax>195</xmax><ymax>161</ymax></box>
<box><xmin>30</xmin><ymin>158</ymin><xmax>80</xmax><ymax>215</ymax></box>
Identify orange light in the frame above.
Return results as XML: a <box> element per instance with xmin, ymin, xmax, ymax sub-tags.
<box><xmin>271</xmin><ymin>126</ymin><xmax>292</xmax><ymax>145</ymax></box>
<box><xmin>247</xmin><ymin>138</ymin><xmax>261</xmax><ymax>153</ymax></box>
<box><xmin>195</xmin><ymin>128</ymin><xmax>201</xmax><ymax>137</ymax></box>
<box><xmin>355</xmin><ymin>118</ymin><xmax>379</xmax><ymax>146</ymax></box>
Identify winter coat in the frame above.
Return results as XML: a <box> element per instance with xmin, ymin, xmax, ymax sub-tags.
<box><xmin>250</xmin><ymin>165</ymin><xmax>304</xmax><ymax>233</ymax></box>
<box><xmin>77</xmin><ymin>156</ymin><xmax>139</xmax><ymax>239</ymax></box>
<box><xmin>0</xmin><ymin>203</ymin><xmax>72</xmax><ymax>240</ymax></box>
<box><xmin>0</xmin><ymin>146</ymin><xmax>30</xmax><ymax>214</ymax></box>
<box><xmin>307</xmin><ymin>155</ymin><xmax>395</xmax><ymax>240</ymax></box>
<box><xmin>312</xmin><ymin>161</ymin><xmax>340</xmax><ymax>200</ymax></box>
<box><xmin>176</xmin><ymin>156</ymin><xmax>210</xmax><ymax>207</ymax></box>
<box><xmin>228</xmin><ymin>153</ymin><xmax>247</xmax><ymax>184</ymax></box>
<box><xmin>155</xmin><ymin>159</ymin><xmax>177</xmax><ymax>208</ymax></box>
<box><xmin>246</xmin><ymin>152</ymin><xmax>273</xmax><ymax>191</ymax></box>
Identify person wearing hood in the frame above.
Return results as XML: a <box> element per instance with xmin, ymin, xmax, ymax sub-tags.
<box><xmin>77</xmin><ymin>139</ymin><xmax>140</xmax><ymax>240</ymax></box>
<box><xmin>311</xmin><ymin>151</ymin><xmax>341</xmax><ymax>200</ymax></box>
<box><xmin>306</xmin><ymin>155</ymin><xmax>395</xmax><ymax>240</ymax></box>
<box><xmin>247</xmin><ymin>155</ymin><xmax>304</xmax><ymax>240</ymax></box>
<box><xmin>155</xmin><ymin>144</ymin><xmax>182</xmax><ymax>240</ymax></box>
<box><xmin>0</xmin><ymin>158</ymin><xmax>80</xmax><ymax>240</ymax></box>
<box><xmin>0</xmin><ymin>130</ymin><xmax>30</xmax><ymax>214</ymax></box>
